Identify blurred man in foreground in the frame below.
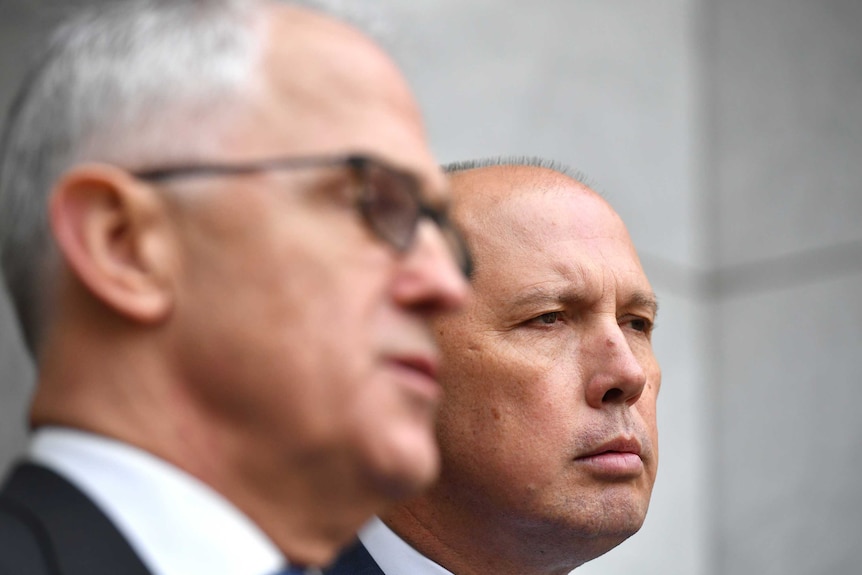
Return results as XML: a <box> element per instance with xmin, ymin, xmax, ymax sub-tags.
<box><xmin>0</xmin><ymin>1</ymin><xmax>469</xmax><ymax>573</ymax></box>
<box><xmin>328</xmin><ymin>159</ymin><xmax>661</xmax><ymax>575</ymax></box>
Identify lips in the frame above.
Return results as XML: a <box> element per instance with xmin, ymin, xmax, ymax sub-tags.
<box><xmin>392</xmin><ymin>353</ymin><xmax>439</xmax><ymax>381</ymax></box>
<box><xmin>579</xmin><ymin>436</ymin><xmax>643</xmax><ymax>459</ymax></box>
<box><xmin>387</xmin><ymin>351</ymin><xmax>442</xmax><ymax>404</ymax></box>
<box><xmin>575</xmin><ymin>436</ymin><xmax>644</xmax><ymax>477</ymax></box>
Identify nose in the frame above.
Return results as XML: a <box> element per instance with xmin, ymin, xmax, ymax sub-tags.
<box><xmin>583</xmin><ymin>320</ymin><xmax>647</xmax><ymax>409</ymax></box>
<box><xmin>391</xmin><ymin>220</ymin><xmax>470</xmax><ymax>313</ymax></box>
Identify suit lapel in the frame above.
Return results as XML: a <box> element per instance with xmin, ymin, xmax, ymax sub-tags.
<box><xmin>1</xmin><ymin>463</ymin><xmax>152</xmax><ymax>575</ymax></box>
<box><xmin>325</xmin><ymin>539</ymin><xmax>386</xmax><ymax>575</ymax></box>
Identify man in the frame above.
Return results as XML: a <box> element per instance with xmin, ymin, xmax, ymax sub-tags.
<box><xmin>0</xmin><ymin>1</ymin><xmax>470</xmax><ymax>574</ymax></box>
<box><xmin>328</xmin><ymin>159</ymin><xmax>662</xmax><ymax>575</ymax></box>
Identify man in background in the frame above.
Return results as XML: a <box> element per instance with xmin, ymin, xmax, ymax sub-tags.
<box><xmin>0</xmin><ymin>1</ymin><xmax>469</xmax><ymax>573</ymax></box>
<box><xmin>328</xmin><ymin>159</ymin><xmax>661</xmax><ymax>575</ymax></box>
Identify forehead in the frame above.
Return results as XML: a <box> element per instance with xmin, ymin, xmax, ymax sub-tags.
<box><xmin>454</xmin><ymin>168</ymin><xmax>651</xmax><ymax>303</ymax></box>
<box><xmin>225</xmin><ymin>4</ymin><xmax>445</xmax><ymax>196</ymax></box>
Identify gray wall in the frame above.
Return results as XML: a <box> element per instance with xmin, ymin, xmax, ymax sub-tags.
<box><xmin>0</xmin><ymin>0</ymin><xmax>47</xmax><ymax>475</ymax></box>
<box><xmin>1</xmin><ymin>1</ymin><xmax>860</xmax><ymax>574</ymax></box>
<box><xmin>708</xmin><ymin>0</ymin><xmax>862</xmax><ymax>573</ymax></box>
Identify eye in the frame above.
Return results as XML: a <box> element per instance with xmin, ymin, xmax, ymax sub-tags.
<box><xmin>360</xmin><ymin>162</ymin><xmax>420</xmax><ymax>251</ymax></box>
<box><xmin>530</xmin><ymin>311</ymin><xmax>564</xmax><ymax>326</ymax></box>
<box><xmin>622</xmin><ymin>316</ymin><xmax>654</xmax><ymax>335</ymax></box>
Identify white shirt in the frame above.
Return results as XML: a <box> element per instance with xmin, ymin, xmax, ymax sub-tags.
<box><xmin>28</xmin><ymin>427</ymin><xmax>287</xmax><ymax>575</ymax></box>
<box><xmin>359</xmin><ymin>516</ymin><xmax>454</xmax><ymax>575</ymax></box>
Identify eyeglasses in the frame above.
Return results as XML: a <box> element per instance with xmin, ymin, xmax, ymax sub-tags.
<box><xmin>132</xmin><ymin>154</ymin><xmax>472</xmax><ymax>277</ymax></box>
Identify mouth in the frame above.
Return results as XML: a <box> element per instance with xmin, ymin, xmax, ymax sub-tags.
<box><xmin>388</xmin><ymin>353</ymin><xmax>442</xmax><ymax>404</ymax></box>
<box><xmin>574</xmin><ymin>436</ymin><xmax>644</xmax><ymax>477</ymax></box>
<box><xmin>393</xmin><ymin>354</ymin><xmax>439</xmax><ymax>380</ymax></box>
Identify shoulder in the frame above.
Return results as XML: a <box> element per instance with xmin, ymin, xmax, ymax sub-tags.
<box><xmin>0</xmin><ymin>466</ymin><xmax>53</xmax><ymax>575</ymax></box>
<box><xmin>0</xmin><ymin>461</ymin><xmax>151</xmax><ymax>575</ymax></box>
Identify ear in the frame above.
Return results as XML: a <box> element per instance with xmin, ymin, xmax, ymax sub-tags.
<box><xmin>49</xmin><ymin>163</ymin><xmax>177</xmax><ymax>324</ymax></box>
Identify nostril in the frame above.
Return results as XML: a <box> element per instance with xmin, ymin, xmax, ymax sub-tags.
<box><xmin>602</xmin><ymin>388</ymin><xmax>624</xmax><ymax>403</ymax></box>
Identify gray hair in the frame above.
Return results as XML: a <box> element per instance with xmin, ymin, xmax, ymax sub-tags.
<box><xmin>443</xmin><ymin>156</ymin><xmax>596</xmax><ymax>190</ymax></box>
<box><xmin>0</xmin><ymin>0</ymin><xmax>368</xmax><ymax>357</ymax></box>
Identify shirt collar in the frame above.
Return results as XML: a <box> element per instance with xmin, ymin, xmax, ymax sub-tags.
<box><xmin>28</xmin><ymin>426</ymin><xmax>285</xmax><ymax>575</ymax></box>
<box><xmin>359</xmin><ymin>516</ymin><xmax>455</xmax><ymax>575</ymax></box>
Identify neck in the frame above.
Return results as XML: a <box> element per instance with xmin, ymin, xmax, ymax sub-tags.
<box><xmin>33</xmin><ymin>368</ymin><xmax>381</xmax><ymax>567</ymax></box>
<box><xmin>382</xmin><ymin>490</ymin><xmax>597</xmax><ymax>575</ymax></box>
<box><xmin>32</xmin><ymin>284</ymin><xmax>388</xmax><ymax>567</ymax></box>
<box><xmin>208</xmin><ymin>436</ymin><xmax>390</xmax><ymax>566</ymax></box>
<box><xmin>33</xmin><ymin>345</ymin><xmax>385</xmax><ymax>567</ymax></box>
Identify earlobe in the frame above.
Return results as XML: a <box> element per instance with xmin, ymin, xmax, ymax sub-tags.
<box><xmin>49</xmin><ymin>164</ymin><xmax>176</xmax><ymax>324</ymax></box>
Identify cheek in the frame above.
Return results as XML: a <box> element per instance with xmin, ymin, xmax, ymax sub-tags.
<box><xmin>436</xmin><ymin>346</ymin><xmax>575</xmax><ymax>486</ymax></box>
<box><xmin>634</xmin><ymin>368</ymin><xmax>661</xmax><ymax>479</ymax></box>
<box><xmin>176</xmin><ymin>231</ymin><xmax>388</xmax><ymax>414</ymax></box>
<box><xmin>638</xmin><ymin>359</ymin><xmax>662</xmax><ymax>422</ymax></box>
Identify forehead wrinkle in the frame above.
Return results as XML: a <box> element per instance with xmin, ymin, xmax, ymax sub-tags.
<box><xmin>508</xmin><ymin>282</ymin><xmax>589</xmax><ymax>310</ymax></box>
<box><xmin>456</xmin><ymin>165</ymin><xmax>652</xmax><ymax>308</ymax></box>
<box><xmin>487</xmin><ymin>258</ymin><xmax>598</xmax><ymax>325</ymax></box>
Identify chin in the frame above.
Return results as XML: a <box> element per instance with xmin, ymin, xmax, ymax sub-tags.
<box><xmin>590</xmin><ymin>497</ymin><xmax>650</xmax><ymax>539</ymax></box>
<box><xmin>366</xmin><ymin>432</ymin><xmax>440</xmax><ymax>501</ymax></box>
<box><xmin>554</xmin><ymin>487</ymin><xmax>650</xmax><ymax>541</ymax></box>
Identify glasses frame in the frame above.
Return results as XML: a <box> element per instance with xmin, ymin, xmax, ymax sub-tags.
<box><xmin>131</xmin><ymin>153</ymin><xmax>472</xmax><ymax>277</ymax></box>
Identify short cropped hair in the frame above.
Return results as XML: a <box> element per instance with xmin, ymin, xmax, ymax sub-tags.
<box><xmin>443</xmin><ymin>156</ymin><xmax>594</xmax><ymax>189</ymax></box>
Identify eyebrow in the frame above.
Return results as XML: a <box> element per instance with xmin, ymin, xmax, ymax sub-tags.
<box><xmin>509</xmin><ymin>285</ymin><xmax>586</xmax><ymax>309</ymax></box>
<box><xmin>511</xmin><ymin>285</ymin><xmax>659</xmax><ymax>316</ymax></box>
<box><xmin>629</xmin><ymin>290</ymin><xmax>659</xmax><ymax>317</ymax></box>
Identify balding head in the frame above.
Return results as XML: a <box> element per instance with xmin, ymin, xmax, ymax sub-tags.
<box><xmin>445</xmin><ymin>163</ymin><xmax>622</xmax><ymax>279</ymax></box>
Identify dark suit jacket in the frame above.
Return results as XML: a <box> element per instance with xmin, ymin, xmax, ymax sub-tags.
<box><xmin>0</xmin><ymin>462</ymin><xmax>152</xmax><ymax>575</ymax></box>
<box><xmin>325</xmin><ymin>540</ymin><xmax>386</xmax><ymax>575</ymax></box>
